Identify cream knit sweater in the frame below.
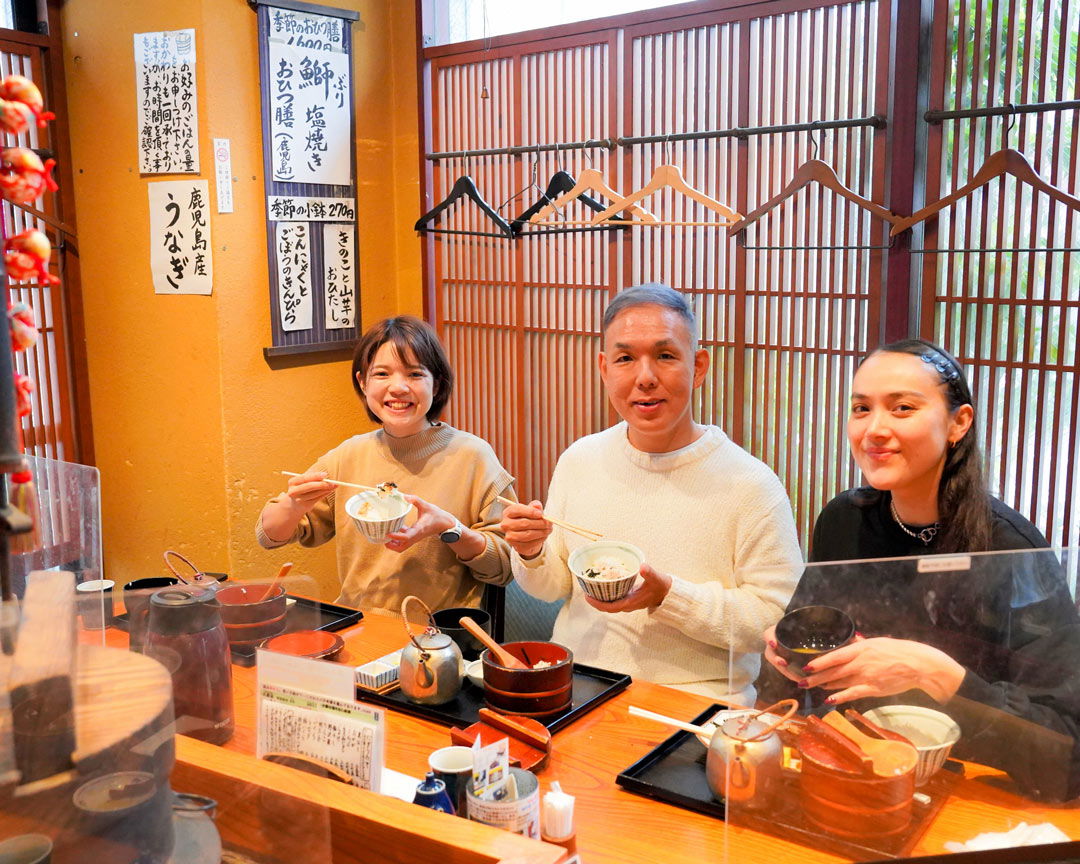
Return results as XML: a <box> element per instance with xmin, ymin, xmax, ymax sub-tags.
<box><xmin>512</xmin><ymin>423</ymin><xmax>802</xmax><ymax>703</ymax></box>
<box><xmin>257</xmin><ymin>423</ymin><xmax>515</xmax><ymax>616</ymax></box>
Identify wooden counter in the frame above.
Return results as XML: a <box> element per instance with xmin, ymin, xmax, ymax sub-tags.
<box><xmin>94</xmin><ymin>611</ymin><xmax>1080</xmax><ymax>863</ymax></box>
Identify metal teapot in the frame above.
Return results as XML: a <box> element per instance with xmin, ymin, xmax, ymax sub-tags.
<box><xmin>399</xmin><ymin>596</ymin><xmax>462</xmax><ymax>705</ymax></box>
<box><xmin>705</xmin><ymin>699</ymin><xmax>797</xmax><ymax>810</ymax></box>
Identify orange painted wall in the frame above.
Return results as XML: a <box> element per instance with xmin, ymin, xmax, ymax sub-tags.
<box><xmin>61</xmin><ymin>0</ymin><xmax>421</xmax><ymax>598</ymax></box>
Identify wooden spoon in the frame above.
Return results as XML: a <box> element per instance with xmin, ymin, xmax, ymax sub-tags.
<box><xmin>628</xmin><ymin>705</ymin><xmax>716</xmax><ymax>739</ymax></box>
<box><xmin>822</xmin><ymin>710</ymin><xmax>918</xmax><ymax>777</ymax></box>
<box><xmin>257</xmin><ymin>561</ymin><xmax>293</xmax><ymax>603</ymax></box>
<box><xmin>458</xmin><ymin>616</ymin><xmax>529</xmax><ymax>669</ymax></box>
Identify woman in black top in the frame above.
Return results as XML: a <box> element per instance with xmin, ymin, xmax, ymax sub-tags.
<box><xmin>757</xmin><ymin>339</ymin><xmax>1080</xmax><ymax>800</ymax></box>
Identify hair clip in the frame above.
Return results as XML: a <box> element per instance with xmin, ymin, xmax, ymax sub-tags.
<box><xmin>919</xmin><ymin>351</ymin><xmax>960</xmax><ymax>381</ymax></box>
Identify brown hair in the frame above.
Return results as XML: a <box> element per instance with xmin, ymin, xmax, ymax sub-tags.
<box><xmin>351</xmin><ymin>317</ymin><xmax>453</xmax><ymax>424</ymax></box>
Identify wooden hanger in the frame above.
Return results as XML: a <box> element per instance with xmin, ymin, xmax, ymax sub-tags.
<box><xmin>729</xmin><ymin>159</ymin><xmax>901</xmax><ymax>241</ymax></box>
<box><xmin>590</xmin><ymin>163</ymin><xmax>740</xmax><ymax>226</ymax></box>
<box><xmin>529</xmin><ymin>167</ymin><xmax>656</xmax><ymax>226</ymax></box>
<box><xmin>891</xmin><ymin>148</ymin><xmax>1080</xmax><ymax>237</ymax></box>
<box><xmin>414</xmin><ymin>175</ymin><xmax>514</xmax><ymax>238</ymax></box>
<box><xmin>510</xmin><ymin>170</ymin><xmax>608</xmax><ymax>234</ymax></box>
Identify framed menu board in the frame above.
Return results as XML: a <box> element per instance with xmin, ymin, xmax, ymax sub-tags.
<box><xmin>255</xmin><ymin>0</ymin><xmax>360</xmax><ymax>359</ymax></box>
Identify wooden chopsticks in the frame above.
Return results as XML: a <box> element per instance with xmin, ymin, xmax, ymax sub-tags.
<box><xmin>496</xmin><ymin>495</ymin><xmax>603</xmax><ymax>541</ymax></box>
<box><xmin>280</xmin><ymin>470</ymin><xmax>377</xmax><ymax>492</ymax></box>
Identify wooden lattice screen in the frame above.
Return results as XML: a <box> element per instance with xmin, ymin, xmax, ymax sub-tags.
<box><xmin>422</xmin><ymin>0</ymin><xmax>1078</xmax><ymax>552</ymax></box>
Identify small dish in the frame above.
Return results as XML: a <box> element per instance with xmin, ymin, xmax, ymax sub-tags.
<box><xmin>464</xmin><ymin>658</ymin><xmax>484</xmax><ymax>688</ymax></box>
<box><xmin>261</xmin><ymin>629</ymin><xmax>344</xmax><ymax>660</ymax></box>
<box><xmin>356</xmin><ymin>649</ymin><xmax>403</xmax><ymax>690</ymax></box>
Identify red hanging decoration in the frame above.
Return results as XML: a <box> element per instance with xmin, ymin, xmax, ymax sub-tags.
<box><xmin>4</xmin><ymin>229</ymin><xmax>57</xmax><ymax>286</ymax></box>
<box><xmin>0</xmin><ymin>75</ymin><xmax>54</xmax><ymax>129</ymax></box>
<box><xmin>0</xmin><ymin>148</ymin><xmax>58</xmax><ymax>205</ymax></box>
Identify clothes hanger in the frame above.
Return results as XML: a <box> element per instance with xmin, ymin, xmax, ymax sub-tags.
<box><xmin>510</xmin><ymin>170</ymin><xmax>608</xmax><ymax>234</ymax></box>
<box><xmin>589</xmin><ymin>158</ymin><xmax>740</xmax><ymax>226</ymax></box>
<box><xmin>891</xmin><ymin>148</ymin><xmax>1080</xmax><ymax>237</ymax></box>
<box><xmin>529</xmin><ymin>167</ymin><xmax>657</xmax><ymax>226</ymax></box>
<box><xmin>414</xmin><ymin>174</ymin><xmax>514</xmax><ymax>238</ymax></box>
<box><xmin>729</xmin><ymin>158</ymin><xmax>902</xmax><ymax>242</ymax></box>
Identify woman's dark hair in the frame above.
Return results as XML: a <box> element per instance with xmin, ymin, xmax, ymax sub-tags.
<box><xmin>865</xmin><ymin>338</ymin><xmax>993</xmax><ymax>553</ymax></box>
<box><xmin>351</xmin><ymin>317</ymin><xmax>453</xmax><ymax>424</ymax></box>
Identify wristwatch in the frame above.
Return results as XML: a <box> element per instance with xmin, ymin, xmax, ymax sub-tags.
<box><xmin>439</xmin><ymin>519</ymin><xmax>468</xmax><ymax>544</ymax></box>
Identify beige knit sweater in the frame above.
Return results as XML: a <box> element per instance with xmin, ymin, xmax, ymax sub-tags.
<box><xmin>512</xmin><ymin>423</ymin><xmax>802</xmax><ymax>704</ymax></box>
<box><xmin>257</xmin><ymin>423</ymin><xmax>516</xmax><ymax>616</ymax></box>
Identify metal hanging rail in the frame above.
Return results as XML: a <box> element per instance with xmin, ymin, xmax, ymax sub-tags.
<box><xmin>925</xmin><ymin>99</ymin><xmax>1080</xmax><ymax>124</ymax></box>
<box><xmin>425</xmin><ymin>115</ymin><xmax>887</xmax><ymax>161</ymax></box>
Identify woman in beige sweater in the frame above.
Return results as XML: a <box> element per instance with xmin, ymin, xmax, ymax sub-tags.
<box><xmin>257</xmin><ymin>316</ymin><xmax>516</xmax><ymax>616</ymax></box>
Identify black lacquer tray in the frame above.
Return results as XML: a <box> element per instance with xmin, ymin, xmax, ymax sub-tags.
<box><xmin>359</xmin><ymin>663</ymin><xmax>631</xmax><ymax>734</ymax></box>
<box><xmin>616</xmin><ymin>703</ymin><xmax>960</xmax><ymax>861</ymax></box>
<box><xmin>115</xmin><ymin>595</ymin><xmax>363</xmax><ymax>667</ymax></box>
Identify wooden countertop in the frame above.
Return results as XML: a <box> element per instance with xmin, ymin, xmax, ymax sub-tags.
<box><xmin>92</xmin><ymin>609</ymin><xmax>1080</xmax><ymax>863</ymax></box>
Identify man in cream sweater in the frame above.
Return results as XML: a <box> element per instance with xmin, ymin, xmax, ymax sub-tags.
<box><xmin>501</xmin><ymin>284</ymin><xmax>801</xmax><ymax>704</ymax></box>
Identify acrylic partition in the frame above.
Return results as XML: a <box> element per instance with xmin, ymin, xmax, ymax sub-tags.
<box><xmin>10</xmin><ymin>454</ymin><xmax>101</xmax><ymax>598</ymax></box>
<box><xmin>718</xmin><ymin>547</ymin><xmax>1080</xmax><ymax>863</ymax></box>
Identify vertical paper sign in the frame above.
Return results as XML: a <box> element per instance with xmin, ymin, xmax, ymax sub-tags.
<box><xmin>276</xmin><ymin>222</ymin><xmax>312</xmax><ymax>330</ymax></box>
<box><xmin>135</xmin><ymin>29</ymin><xmax>200</xmax><ymax>174</ymax></box>
<box><xmin>322</xmin><ymin>224</ymin><xmax>355</xmax><ymax>330</ymax></box>
<box><xmin>149</xmin><ymin>180</ymin><xmax>213</xmax><ymax>295</ymax></box>
<box><xmin>267</xmin><ymin>9</ymin><xmax>350</xmax><ymax>185</ymax></box>
<box><xmin>213</xmin><ymin>138</ymin><xmax>233</xmax><ymax>213</ymax></box>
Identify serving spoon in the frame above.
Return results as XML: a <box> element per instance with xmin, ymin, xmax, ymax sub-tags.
<box><xmin>459</xmin><ymin>616</ymin><xmax>529</xmax><ymax>670</ymax></box>
<box><xmin>822</xmin><ymin>710</ymin><xmax>918</xmax><ymax>777</ymax></box>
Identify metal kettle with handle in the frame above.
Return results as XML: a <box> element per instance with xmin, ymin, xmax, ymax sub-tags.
<box><xmin>399</xmin><ymin>595</ymin><xmax>462</xmax><ymax>705</ymax></box>
<box><xmin>705</xmin><ymin>699</ymin><xmax>797</xmax><ymax>810</ymax></box>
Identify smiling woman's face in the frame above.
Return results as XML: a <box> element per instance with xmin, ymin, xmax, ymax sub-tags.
<box><xmin>358</xmin><ymin>341</ymin><xmax>434</xmax><ymax>437</ymax></box>
<box><xmin>598</xmin><ymin>303</ymin><xmax>709</xmax><ymax>453</ymax></box>
<box><xmin>847</xmin><ymin>351</ymin><xmax>971</xmax><ymax>499</ymax></box>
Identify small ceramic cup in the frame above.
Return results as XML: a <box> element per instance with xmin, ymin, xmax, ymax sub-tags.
<box><xmin>429</xmin><ymin>745</ymin><xmax>473</xmax><ymax>817</ymax></box>
<box><xmin>0</xmin><ymin>833</ymin><xmax>52</xmax><ymax>864</ymax></box>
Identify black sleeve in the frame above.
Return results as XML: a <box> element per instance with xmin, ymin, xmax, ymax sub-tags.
<box><xmin>945</xmin><ymin>551</ymin><xmax>1080</xmax><ymax>801</ymax></box>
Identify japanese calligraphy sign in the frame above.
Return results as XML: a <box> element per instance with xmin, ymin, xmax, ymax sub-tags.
<box><xmin>323</xmin><ymin>224</ymin><xmax>355</xmax><ymax>330</ymax></box>
<box><xmin>267</xmin><ymin>8</ymin><xmax>350</xmax><ymax>185</ymax></box>
<box><xmin>135</xmin><ymin>29</ymin><xmax>200</xmax><ymax>175</ymax></box>
<box><xmin>275</xmin><ymin>222</ymin><xmax>312</xmax><ymax>330</ymax></box>
<box><xmin>149</xmin><ymin>180</ymin><xmax>213</xmax><ymax>295</ymax></box>
<box><xmin>266</xmin><ymin>195</ymin><xmax>356</xmax><ymax>222</ymax></box>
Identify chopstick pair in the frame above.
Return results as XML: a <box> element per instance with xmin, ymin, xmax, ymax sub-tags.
<box><xmin>280</xmin><ymin>470</ymin><xmax>378</xmax><ymax>493</ymax></box>
<box><xmin>496</xmin><ymin>495</ymin><xmax>603</xmax><ymax>542</ymax></box>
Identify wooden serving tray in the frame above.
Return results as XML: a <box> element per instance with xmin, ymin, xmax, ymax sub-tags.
<box><xmin>616</xmin><ymin>703</ymin><xmax>960</xmax><ymax>861</ymax></box>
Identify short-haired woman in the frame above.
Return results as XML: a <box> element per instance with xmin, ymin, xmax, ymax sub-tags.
<box><xmin>758</xmin><ymin>338</ymin><xmax>1080</xmax><ymax>800</ymax></box>
<box><xmin>257</xmin><ymin>316</ymin><xmax>516</xmax><ymax>615</ymax></box>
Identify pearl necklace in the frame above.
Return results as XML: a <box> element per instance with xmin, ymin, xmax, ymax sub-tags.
<box><xmin>890</xmin><ymin>499</ymin><xmax>940</xmax><ymax>545</ymax></box>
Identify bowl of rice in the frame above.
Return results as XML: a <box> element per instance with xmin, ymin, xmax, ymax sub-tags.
<box><xmin>568</xmin><ymin>540</ymin><xmax>644</xmax><ymax>602</ymax></box>
<box><xmin>345</xmin><ymin>483</ymin><xmax>412</xmax><ymax>543</ymax></box>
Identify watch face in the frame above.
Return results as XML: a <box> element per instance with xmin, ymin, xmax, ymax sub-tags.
<box><xmin>440</xmin><ymin>523</ymin><xmax>463</xmax><ymax>543</ymax></box>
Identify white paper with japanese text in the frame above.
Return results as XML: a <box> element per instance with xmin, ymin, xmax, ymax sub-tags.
<box><xmin>267</xmin><ymin>9</ymin><xmax>350</xmax><ymax>185</ymax></box>
<box><xmin>148</xmin><ymin>180</ymin><xmax>212</xmax><ymax>295</ymax></box>
<box><xmin>135</xmin><ymin>29</ymin><xmax>200</xmax><ymax>175</ymax></box>
<box><xmin>275</xmin><ymin>222</ymin><xmax>312</xmax><ymax>330</ymax></box>
<box><xmin>322</xmin><ymin>223</ymin><xmax>356</xmax><ymax>330</ymax></box>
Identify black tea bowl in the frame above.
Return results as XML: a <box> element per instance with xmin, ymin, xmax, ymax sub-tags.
<box><xmin>774</xmin><ymin>605</ymin><xmax>855</xmax><ymax>675</ymax></box>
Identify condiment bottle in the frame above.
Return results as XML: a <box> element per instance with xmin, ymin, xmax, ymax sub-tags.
<box><xmin>145</xmin><ymin>587</ymin><xmax>234</xmax><ymax>745</ymax></box>
<box><xmin>413</xmin><ymin>772</ymin><xmax>455</xmax><ymax>814</ymax></box>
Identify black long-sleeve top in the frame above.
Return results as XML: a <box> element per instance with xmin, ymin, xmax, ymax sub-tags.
<box><xmin>756</xmin><ymin>488</ymin><xmax>1080</xmax><ymax>801</ymax></box>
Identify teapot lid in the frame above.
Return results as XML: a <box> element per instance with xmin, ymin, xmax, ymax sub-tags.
<box><xmin>414</xmin><ymin>631</ymin><xmax>453</xmax><ymax>651</ymax></box>
<box><xmin>720</xmin><ymin>716</ymin><xmax>774</xmax><ymax>741</ymax></box>
<box><xmin>149</xmin><ymin>587</ymin><xmax>221</xmax><ymax>635</ymax></box>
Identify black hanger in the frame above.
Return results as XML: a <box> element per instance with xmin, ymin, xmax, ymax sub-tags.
<box><xmin>509</xmin><ymin>170</ymin><xmax>606</xmax><ymax>235</ymax></box>
<box><xmin>414</xmin><ymin>175</ymin><xmax>514</xmax><ymax>238</ymax></box>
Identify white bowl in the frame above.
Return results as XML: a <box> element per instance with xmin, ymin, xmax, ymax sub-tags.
<box><xmin>345</xmin><ymin>491</ymin><xmax>411</xmax><ymax>543</ymax></box>
<box><xmin>464</xmin><ymin>659</ymin><xmax>484</xmax><ymax>688</ymax></box>
<box><xmin>568</xmin><ymin>540</ymin><xmax>644</xmax><ymax>602</ymax></box>
<box><xmin>864</xmin><ymin>705</ymin><xmax>961</xmax><ymax>785</ymax></box>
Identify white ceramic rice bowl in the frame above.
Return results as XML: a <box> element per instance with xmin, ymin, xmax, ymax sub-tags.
<box><xmin>345</xmin><ymin>491</ymin><xmax>411</xmax><ymax>543</ymax></box>
<box><xmin>864</xmin><ymin>705</ymin><xmax>961</xmax><ymax>785</ymax></box>
<box><xmin>568</xmin><ymin>540</ymin><xmax>644</xmax><ymax>602</ymax></box>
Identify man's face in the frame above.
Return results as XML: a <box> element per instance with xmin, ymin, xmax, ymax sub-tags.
<box><xmin>598</xmin><ymin>303</ymin><xmax>709</xmax><ymax>453</ymax></box>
